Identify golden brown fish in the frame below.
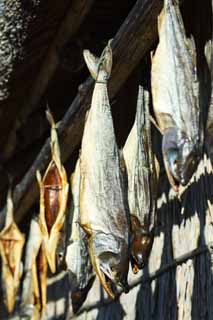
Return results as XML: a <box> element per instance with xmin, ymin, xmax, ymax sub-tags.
<box><xmin>37</xmin><ymin>110</ymin><xmax>69</xmax><ymax>273</ymax></box>
<box><xmin>66</xmin><ymin>159</ymin><xmax>95</xmax><ymax>313</ymax></box>
<box><xmin>123</xmin><ymin>86</ymin><xmax>157</xmax><ymax>273</ymax></box>
<box><xmin>80</xmin><ymin>41</ymin><xmax>130</xmax><ymax>299</ymax></box>
<box><xmin>151</xmin><ymin>0</ymin><xmax>201</xmax><ymax>191</ymax></box>
<box><xmin>0</xmin><ymin>190</ymin><xmax>25</xmax><ymax>313</ymax></box>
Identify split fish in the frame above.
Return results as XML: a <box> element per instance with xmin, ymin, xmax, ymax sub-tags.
<box><xmin>80</xmin><ymin>41</ymin><xmax>130</xmax><ymax>299</ymax></box>
<box><xmin>123</xmin><ymin>86</ymin><xmax>157</xmax><ymax>273</ymax></box>
<box><xmin>151</xmin><ymin>0</ymin><xmax>201</xmax><ymax>191</ymax></box>
<box><xmin>66</xmin><ymin>159</ymin><xmax>95</xmax><ymax>313</ymax></box>
<box><xmin>37</xmin><ymin>110</ymin><xmax>69</xmax><ymax>273</ymax></box>
<box><xmin>0</xmin><ymin>190</ymin><xmax>25</xmax><ymax>313</ymax></box>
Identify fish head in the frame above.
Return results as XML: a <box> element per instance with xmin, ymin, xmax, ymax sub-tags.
<box><xmin>98</xmin><ymin>250</ymin><xmax>129</xmax><ymax>293</ymax></box>
<box><xmin>162</xmin><ymin>127</ymin><xmax>200</xmax><ymax>190</ymax></box>
<box><xmin>130</xmin><ymin>215</ymin><xmax>154</xmax><ymax>273</ymax></box>
<box><xmin>91</xmin><ymin>232</ymin><xmax>129</xmax><ymax>298</ymax></box>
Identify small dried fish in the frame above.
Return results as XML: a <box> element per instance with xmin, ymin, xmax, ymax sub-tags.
<box><xmin>37</xmin><ymin>110</ymin><xmax>69</xmax><ymax>273</ymax></box>
<box><xmin>20</xmin><ymin>218</ymin><xmax>47</xmax><ymax>320</ymax></box>
<box><xmin>151</xmin><ymin>0</ymin><xmax>201</xmax><ymax>191</ymax></box>
<box><xmin>36</xmin><ymin>243</ymin><xmax>48</xmax><ymax>318</ymax></box>
<box><xmin>65</xmin><ymin>159</ymin><xmax>95</xmax><ymax>313</ymax></box>
<box><xmin>123</xmin><ymin>86</ymin><xmax>157</xmax><ymax>273</ymax></box>
<box><xmin>0</xmin><ymin>190</ymin><xmax>25</xmax><ymax>313</ymax></box>
<box><xmin>80</xmin><ymin>41</ymin><xmax>130</xmax><ymax>298</ymax></box>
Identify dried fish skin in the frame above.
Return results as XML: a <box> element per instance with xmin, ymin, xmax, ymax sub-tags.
<box><xmin>65</xmin><ymin>159</ymin><xmax>95</xmax><ymax>313</ymax></box>
<box><xmin>37</xmin><ymin>111</ymin><xmax>69</xmax><ymax>274</ymax></box>
<box><xmin>36</xmin><ymin>243</ymin><xmax>48</xmax><ymax>318</ymax></box>
<box><xmin>20</xmin><ymin>218</ymin><xmax>43</xmax><ymax>320</ymax></box>
<box><xmin>151</xmin><ymin>0</ymin><xmax>200</xmax><ymax>190</ymax></box>
<box><xmin>80</xmin><ymin>41</ymin><xmax>130</xmax><ymax>298</ymax></box>
<box><xmin>0</xmin><ymin>191</ymin><xmax>25</xmax><ymax>313</ymax></box>
<box><xmin>205</xmin><ymin>35</ymin><xmax>213</xmax><ymax>161</ymax></box>
<box><xmin>123</xmin><ymin>86</ymin><xmax>156</xmax><ymax>273</ymax></box>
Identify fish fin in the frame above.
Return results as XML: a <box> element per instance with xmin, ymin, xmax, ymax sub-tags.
<box><xmin>83</xmin><ymin>50</ymin><xmax>99</xmax><ymax>80</ymax></box>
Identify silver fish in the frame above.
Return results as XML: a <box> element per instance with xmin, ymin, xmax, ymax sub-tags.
<box><xmin>151</xmin><ymin>0</ymin><xmax>201</xmax><ymax>191</ymax></box>
<box><xmin>123</xmin><ymin>86</ymin><xmax>157</xmax><ymax>273</ymax></box>
<box><xmin>65</xmin><ymin>159</ymin><xmax>95</xmax><ymax>313</ymax></box>
<box><xmin>205</xmin><ymin>12</ymin><xmax>213</xmax><ymax>161</ymax></box>
<box><xmin>80</xmin><ymin>41</ymin><xmax>130</xmax><ymax>298</ymax></box>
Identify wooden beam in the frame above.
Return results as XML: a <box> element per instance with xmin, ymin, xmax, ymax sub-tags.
<box><xmin>1</xmin><ymin>0</ymin><xmax>94</xmax><ymax>161</ymax></box>
<box><xmin>0</xmin><ymin>0</ymin><xmax>163</xmax><ymax>227</ymax></box>
<box><xmin>20</xmin><ymin>0</ymin><xmax>95</xmax><ymax>120</ymax></box>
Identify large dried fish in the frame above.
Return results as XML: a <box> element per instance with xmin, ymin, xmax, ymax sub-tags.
<box><xmin>123</xmin><ymin>86</ymin><xmax>157</xmax><ymax>274</ymax></box>
<box><xmin>37</xmin><ymin>111</ymin><xmax>69</xmax><ymax>273</ymax></box>
<box><xmin>66</xmin><ymin>159</ymin><xmax>95</xmax><ymax>313</ymax></box>
<box><xmin>20</xmin><ymin>218</ymin><xmax>47</xmax><ymax>319</ymax></box>
<box><xmin>80</xmin><ymin>41</ymin><xmax>130</xmax><ymax>299</ymax></box>
<box><xmin>0</xmin><ymin>190</ymin><xmax>25</xmax><ymax>313</ymax></box>
<box><xmin>151</xmin><ymin>0</ymin><xmax>201</xmax><ymax>191</ymax></box>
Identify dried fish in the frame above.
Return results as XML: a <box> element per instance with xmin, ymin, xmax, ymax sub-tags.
<box><xmin>65</xmin><ymin>159</ymin><xmax>95</xmax><ymax>313</ymax></box>
<box><xmin>37</xmin><ymin>110</ymin><xmax>69</xmax><ymax>273</ymax></box>
<box><xmin>0</xmin><ymin>190</ymin><xmax>25</xmax><ymax>313</ymax></box>
<box><xmin>36</xmin><ymin>243</ymin><xmax>48</xmax><ymax>318</ymax></box>
<box><xmin>205</xmin><ymin>6</ymin><xmax>213</xmax><ymax>162</ymax></box>
<box><xmin>151</xmin><ymin>0</ymin><xmax>201</xmax><ymax>191</ymax></box>
<box><xmin>80</xmin><ymin>41</ymin><xmax>130</xmax><ymax>298</ymax></box>
<box><xmin>123</xmin><ymin>86</ymin><xmax>157</xmax><ymax>273</ymax></box>
<box><xmin>20</xmin><ymin>218</ymin><xmax>47</xmax><ymax>319</ymax></box>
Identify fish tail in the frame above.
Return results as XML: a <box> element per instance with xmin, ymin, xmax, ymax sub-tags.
<box><xmin>83</xmin><ymin>40</ymin><xmax>113</xmax><ymax>81</ymax></box>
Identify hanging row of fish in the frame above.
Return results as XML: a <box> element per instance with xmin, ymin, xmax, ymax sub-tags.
<box><xmin>0</xmin><ymin>0</ymin><xmax>207</xmax><ymax>317</ymax></box>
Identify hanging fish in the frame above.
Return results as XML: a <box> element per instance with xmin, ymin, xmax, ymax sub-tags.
<box><xmin>65</xmin><ymin>159</ymin><xmax>95</xmax><ymax>314</ymax></box>
<box><xmin>205</xmin><ymin>11</ymin><xmax>213</xmax><ymax>162</ymax></box>
<box><xmin>123</xmin><ymin>86</ymin><xmax>157</xmax><ymax>274</ymax></box>
<box><xmin>37</xmin><ymin>110</ymin><xmax>69</xmax><ymax>273</ymax></box>
<box><xmin>80</xmin><ymin>41</ymin><xmax>130</xmax><ymax>299</ymax></box>
<box><xmin>151</xmin><ymin>0</ymin><xmax>201</xmax><ymax>191</ymax></box>
<box><xmin>36</xmin><ymin>242</ymin><xmax>48</xmax><ymax>318</ymax></box>
<box><xmin>0</xmin><ymin>190</ymin><xmax>25</xmax><ymax>313</ymax></box>
<box><xmin>20</xmin><ymin>218</ymin><xmax>47</xmax><ymax>319</ymax></box>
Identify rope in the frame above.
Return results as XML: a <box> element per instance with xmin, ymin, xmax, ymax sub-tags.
<box><xmin>70</xmin><ymin>241</ymin><xmax>213</xmax><ymax>318</ymax></box>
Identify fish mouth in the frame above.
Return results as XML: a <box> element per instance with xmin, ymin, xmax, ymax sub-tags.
<box><xmin>94</xmin><ymin>257</ymin><xmax>129</xmax><ymax>298</ymax></box>
<box><xmin>130</xmin><ymin>216</ymin><xmax>154</xmax><ymax>272</ymax></box>
<box><xmin>99</xmin><ymin>267</ymin><xmax>129</xmax><ymax>297</ymax></box>
<box><xmin>130</xmin><ymin>235</ymin><xmax>154</xmax><ymax>273</ymax></box>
